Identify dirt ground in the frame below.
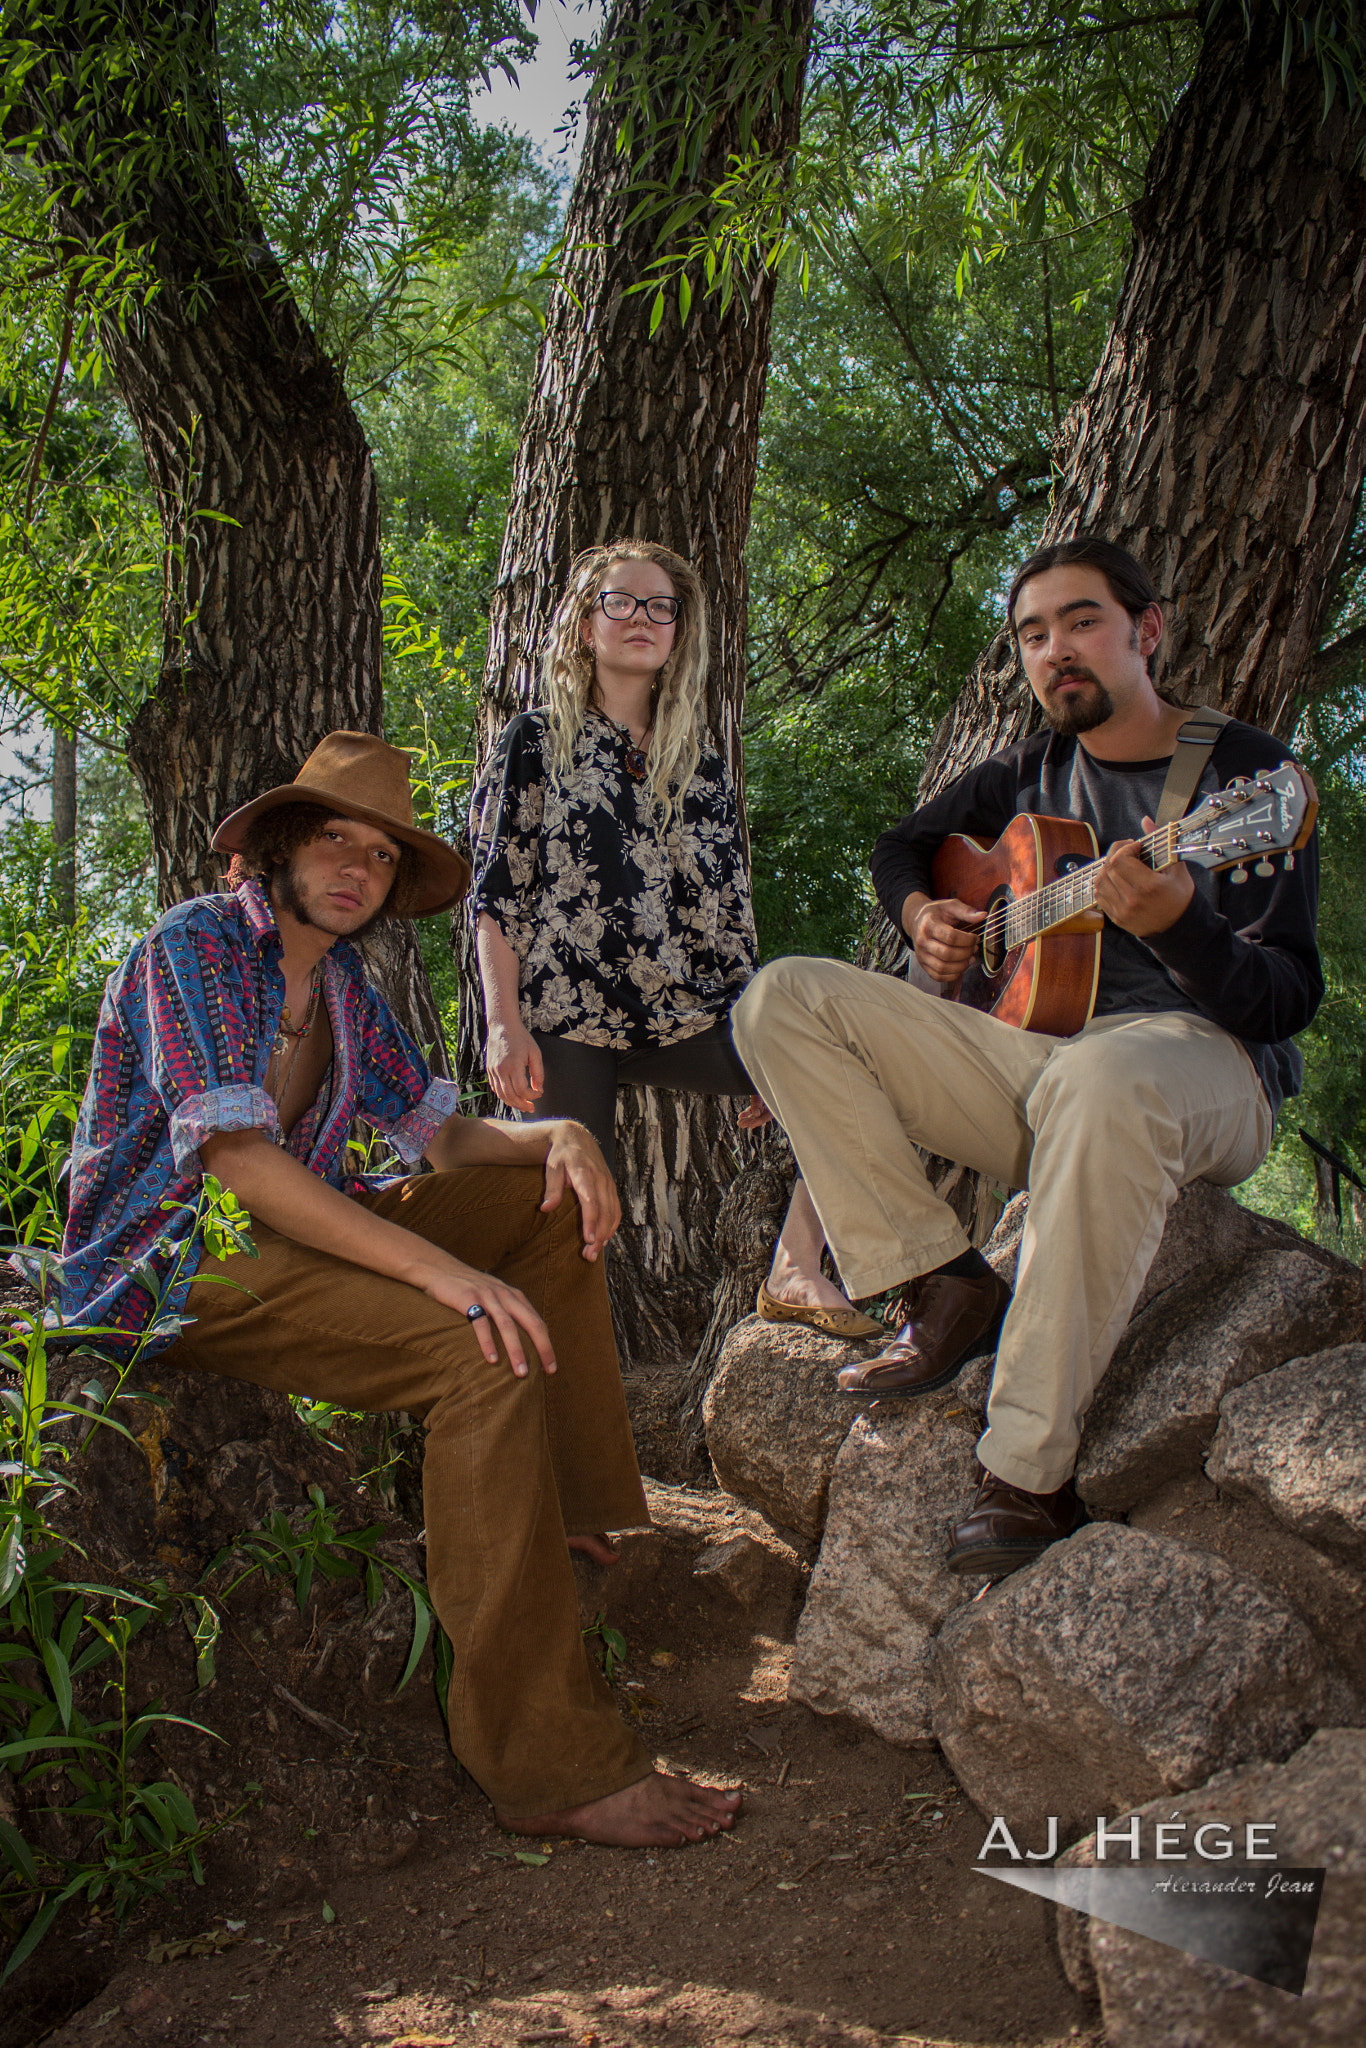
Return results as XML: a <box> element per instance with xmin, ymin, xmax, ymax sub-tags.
<box><xmin>12</xmin><ymin>1369</ymin><xmax>1101</xmax><ymax>2048</ymax></box>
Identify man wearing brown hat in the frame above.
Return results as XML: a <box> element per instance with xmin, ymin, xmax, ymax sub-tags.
<box><xmin>61</xmin><ymin>732</ymin><xmax>740</xmax><ymax>1848</ymax></box>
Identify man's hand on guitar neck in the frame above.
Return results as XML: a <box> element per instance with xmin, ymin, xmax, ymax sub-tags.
<box><xmin>1095</xmin><ymin>816</ymin><xmax>1194</xmax><ymax>938</ymax></box>
<box><xmin>902</xmin><ymin>891</ymin><xmax>987</xmax><ymax>983</ymax></box>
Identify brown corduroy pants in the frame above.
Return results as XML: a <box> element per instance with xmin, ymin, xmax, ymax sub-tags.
<box><xmin>167</xmin><ymin>1164</ymin><xmax>653</xmax><ymax>1818</ymax></box>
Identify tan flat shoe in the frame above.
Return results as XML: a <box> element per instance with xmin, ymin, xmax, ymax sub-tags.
<box><xmin>755</xmin><ymin>1281</ymin><xmax>884</xmax><ymax>1340</ymax></box>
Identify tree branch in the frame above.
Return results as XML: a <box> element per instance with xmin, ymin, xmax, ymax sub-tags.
<box><xmin>22</xmin><ymin>273</ymin><xmax>76</xmax><ymax>523</ymax></box>
<box><xmin>1310</xmin><ymin>620</ymin><xmax>1366</xmax><ymax>694</ymax></box>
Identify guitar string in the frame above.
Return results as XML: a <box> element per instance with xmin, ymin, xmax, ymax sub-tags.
<box><xmin>973</xmin><ymin>820</ymin><xmax>1179</xmax><ymax>955</ymax></box>
<box><xmin>963</xmin><ymin>776</ymin><xmax>1293</xmax><ymax>961</ymax></box>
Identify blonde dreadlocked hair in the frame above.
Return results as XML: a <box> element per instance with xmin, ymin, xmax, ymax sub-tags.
<box><xmin>541</xmin><ymin>541</ymin><xmax>709</xmax><ymax>827</ymax></box>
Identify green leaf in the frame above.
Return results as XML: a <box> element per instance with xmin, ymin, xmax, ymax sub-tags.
<box><xmin>648</xmin><ymin>287</ymin><xmax>665</xmax><ymax>337</ymax></box>
<box><xmin>145</xmin><ymin>1779</ymin><xmax>197</xmax><ymax>1834</ymax></box>
<box><xmin>514</xmin><ymin>1851</ymin><xmax>550</xmax><ymax>1866</ymax></box>
<box><xmin>0</xmin><ymin>1519</ymin><xmax>27</xmax><ymax>1606</ymax></box>
<box><xmin>394</xmin><ymin>1584</ymin><xmax>431</xmax><ymax>1695</ymax></box>
<box><xmin>39</xmin><ymin>1638</ymin><xmax>72</xmax><ymax>1732</ymax></box>
<box><xmin>0</xmin><ymin>1818</ymin><xmax>38</xmax><ymax>1886</ymax></box>
<box><xmin>0</xmin><ymin>1895</ymin><xmax>63</xmax><ymax>1982</ymax></box>
<box><xmin>321</xmin><ymin>1900</ymin><xmax>336</xmax><ymax>1924</ymax></box>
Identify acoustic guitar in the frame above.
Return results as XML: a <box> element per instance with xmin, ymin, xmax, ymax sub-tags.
<box><xmin>929</xmin><ymin>762</ymin><xmax>1318</xmax><ymax>1035</ymax></box>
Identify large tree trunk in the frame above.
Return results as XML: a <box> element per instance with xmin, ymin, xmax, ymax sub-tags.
<box><xmin>924</xmin><ymin>3</ymin><xmax>1366</xmax><ymax>801</ymax></box>
<box><xmin>867</xmin><ymin>1</ymin><xmax>1366</xmax><ymax>1232</ymax></box>
<box><xmin>469</xmin><ymin>0</ymin><xmax>815</xmax><ymax>1368</ymax></box>
<box><xmin>19</xmin><ymin>0</ymin><xmax>443</xmax><ymax>1061</ymax></box>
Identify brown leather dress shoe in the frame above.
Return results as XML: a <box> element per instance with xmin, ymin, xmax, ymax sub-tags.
<box><xmin>945</xmin><ymin>1465</ymin><xmax>1089</xmax><ymax>1578</ymax></box>
<box><xmin>835</xmin><ymin>1268</ymin><xmax>1011</xmax><ymax>1399</ymax></box>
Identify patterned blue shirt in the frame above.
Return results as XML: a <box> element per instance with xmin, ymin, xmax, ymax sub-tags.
<box><xmin>57</xmin><ymin>878</ymin><xmax>458</xmax><ymax>1355</ymax></box>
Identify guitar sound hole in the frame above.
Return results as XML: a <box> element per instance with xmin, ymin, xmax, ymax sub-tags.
<box><xmin>981</xmin><ymin>889</ymin><xmax>1010</xmax><ymax>976</ymax></box>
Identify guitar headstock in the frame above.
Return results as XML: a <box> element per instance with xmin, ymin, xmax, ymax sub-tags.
<box><xmin>1177</xmin><ymin>762</ymin><xmax>1318</xmax><ymax>879</ymax></box>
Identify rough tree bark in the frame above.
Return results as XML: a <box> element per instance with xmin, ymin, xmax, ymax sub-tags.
<box><xmin>926</xmin><ymin>3</ymin><xmax>1366</xmax><ymax>801</ymax></box>
<box><xmin>50</xmin><ymin>729</ymin><xmax>76</xmax><ymax>926</ymax></box>
<box><xmin>865</xmin><ymin>0</ymin><xmax>1366</xmax><ymax>1229</ymax></box>
<box><xmin>18</xmin><ymin>0</ymin><xmax>444</xmax><ymax>1059</ymax></box>
<box><xmin>468</xmin><ymin>0</ymin><xmax>815</xmax><ymax>1368</ymax></box>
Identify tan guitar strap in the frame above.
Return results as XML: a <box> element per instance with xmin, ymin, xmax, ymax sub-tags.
<box><xmin>1154</xmin><ymin>708</ymin><xmax>1232</xmax><ymax>827</ymax></box>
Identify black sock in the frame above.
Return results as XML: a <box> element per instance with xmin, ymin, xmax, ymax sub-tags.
<box><xmin>929</xmin><ymin>1247</ymin><xmax>994</xmax><ymax>1282</ymax></box>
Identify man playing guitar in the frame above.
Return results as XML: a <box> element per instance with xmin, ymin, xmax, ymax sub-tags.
<box><xmin>732</xmin><ymin>537</ymin><xmax>1322</xmax><ymax>1576</ymax></box>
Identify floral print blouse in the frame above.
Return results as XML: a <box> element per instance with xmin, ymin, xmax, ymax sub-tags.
<box><xmin>469</xmin><ymin>709</ymin><xmax>759</xmax><ymax>1050</ymax></box>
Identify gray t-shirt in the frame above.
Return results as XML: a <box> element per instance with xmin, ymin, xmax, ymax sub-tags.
<box><xmin>1027</xmin><ymin>747</ymin><xmax>1215</xmax><ymax>1023</ymax></box>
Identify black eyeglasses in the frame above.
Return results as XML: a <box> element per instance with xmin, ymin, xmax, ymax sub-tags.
<box><xmin>596</xmin><ymin>590</ymin><xmax>680</xmax><ymax>623</ymax></box>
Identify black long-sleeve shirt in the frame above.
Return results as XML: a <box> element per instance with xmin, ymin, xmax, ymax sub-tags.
<box><xmin>870</xmin><ymin>721</ymin><xmax>1322</xmax><ymax>1116</ymax></box>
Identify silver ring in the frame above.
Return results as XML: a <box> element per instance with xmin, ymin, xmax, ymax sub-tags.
<box><xmin>466</xmin><ymin>1303</ymin><xmax>488</xmax><ymax>1323</ymax></box>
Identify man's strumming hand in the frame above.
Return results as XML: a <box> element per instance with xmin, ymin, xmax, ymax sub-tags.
<box><xmin>539</xmin><ymin>1120</ymin><xmax>621</xmax><ymax>1263</ymax></box>
<box><xmin>904</xmin><ymin>892</ymin><xmax>987</xmax><ymax>983</ymax></box>
<box><xmin>1095</xmin><ymin>817</ymin><xmax>1194</xmax><ymax>937</ymax></box>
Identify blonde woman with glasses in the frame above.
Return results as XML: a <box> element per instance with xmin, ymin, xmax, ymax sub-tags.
<box><xmin>468</xmin><ymin>539</ymin><xmax>882</xmax><ymax>1338</ymax></box>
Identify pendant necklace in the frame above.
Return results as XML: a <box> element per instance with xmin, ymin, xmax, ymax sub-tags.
<box><xmin>624</xmin><ymin>708</ymin><xmax>656</xmax><ymax>782</ymax></box>
<box><xmin>268</xmin><ymin>964</ymin><xmax>322</xmax><ymax>1138</ymax></box>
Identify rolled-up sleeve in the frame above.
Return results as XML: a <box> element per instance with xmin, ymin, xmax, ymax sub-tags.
<box><xmin>169</xmin><ymin>1085</ymin><xmax>279</xmax><ymax>1171</ymax></box>
<box><xmin>137</xmin><ymin>919</ymin><xmax>277</xmax><ymax>1171</ymax></box>
<box><xmin>385</xmin><ymin>1077</ymin><xmax>464</xmax><ymax>1163</ymax></box>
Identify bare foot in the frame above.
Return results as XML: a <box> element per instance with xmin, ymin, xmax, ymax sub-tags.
<box><xmin>500</xmin><ymin>1770</ymin><xmax>741</xmax><ymax>1848</ymax></box>
<box><xmin>567</xmin><ymin>1533</ymin><xmax>619</xmax><ymax>1566</ymax></box>
<box><xmin>767</xmin><ymin>1246</ymin><xmax>854</xmax><ymax>1313</ymax></box>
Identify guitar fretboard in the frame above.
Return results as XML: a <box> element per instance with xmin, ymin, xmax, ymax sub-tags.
<box><xmin>981</xmin><ymin>821</ymin><xmax>1180</xmax><ymax>954</ymax></box>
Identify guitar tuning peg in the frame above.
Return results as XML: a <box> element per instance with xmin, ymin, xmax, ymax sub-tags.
<box><xmin>1283</xmin><ymin>852</ymin><xmax>1295</xmax><ymax>871</ymax></box>
<box><xmin>1230</xmin><ymin>865</ymin><xmax>1250</xmax><ymax>884</ymax></box>
<box><xmin>1254</xmin><ymin>859</ymin><xmax>1275</xmax><ymax>878</ymax></box>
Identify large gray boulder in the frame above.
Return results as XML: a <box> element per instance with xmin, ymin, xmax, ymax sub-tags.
<box><xmin>1076</xmin><ymin>1251</ymin><xmax>1364</xmax><ymax>1512</ymax></box>
<box><xmin>1206</xmin><ymin>1344</ymin><xmax>1366</xmax><ymax>1564</ymax></box>
<box><xmin>929</xmin><ymin>1523</ymin><xmax>1362</xmax><ymax>1838</ymax></box>
<box><xmin>981</xmin><ymin>1180</ymin><xmax>1305</xmax><ymax>1308</ymax></box>
<box><xmin>1058</xmin><ymin>1730</ymin><xmax>1366</xmax><ymax>2046</ymax></box>
<box><xmin>702</xmin><ymin>1316</ymin><xmax>860</xmax><ymax>1538</ymax></box>
<box><xmin>787</xmin><ymin>1359</ymin><xmax>992</xmax><ymax>1745</ymax></box>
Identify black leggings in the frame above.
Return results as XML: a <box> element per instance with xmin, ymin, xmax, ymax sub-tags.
<box><xmin>525</xmin><ymin>1022</ymin><xmax>753</xmax><ymax>1176</ymax></box>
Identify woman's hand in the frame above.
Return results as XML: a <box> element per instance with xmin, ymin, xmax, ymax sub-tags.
<box><xmin>540</xmin><ymin>1122</ymin><xmax>621</xmax><ymax>1261</ymax></box>
<box><xmin>412</xmin><ymin>1258</ymin><xmax>556</xmax><ymax>1377</ymax></box>
<box><xmin>485</xmin><ymin>1019</ymin><xmax>545</xmax><ymax>1114</ymax></box>
<box><xmin>737</xmin><ymin>1093</ymin><xmax>773</xmax><ymax>1130</ymax></box>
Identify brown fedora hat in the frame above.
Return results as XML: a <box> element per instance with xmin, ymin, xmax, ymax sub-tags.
<box><xmin>211</xmin><ymin>732</ymin><xmax>471</xmax><ymax>917</ymax></box>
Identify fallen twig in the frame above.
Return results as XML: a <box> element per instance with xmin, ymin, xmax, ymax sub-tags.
<box><xmin>273</xmin><ymin>1682</ymin><xmax>356</xmax><ymax>1745</ymax></box>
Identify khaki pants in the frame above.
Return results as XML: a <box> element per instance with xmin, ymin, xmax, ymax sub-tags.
<box><xmin>733</xmin><ymin>959</ymin><xmax>1272</xmax><ymax>1492</ymax></box>
<box><xmin>167</xmin><ymin>1165</ymin><xmax>652</xmax><ymax>1817</ymax></box>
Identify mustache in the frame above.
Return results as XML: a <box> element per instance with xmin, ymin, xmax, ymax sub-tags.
<box><xmin>1047</xmin><ymin>666</ymin><xmax>1103</xmax><ymax>690</ymax></box>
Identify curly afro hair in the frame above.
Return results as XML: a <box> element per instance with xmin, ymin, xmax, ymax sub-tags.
<box><xmin>224</xmin><ymin>802</ymin><xmax>423</xmax><ymax>921</ymax></box>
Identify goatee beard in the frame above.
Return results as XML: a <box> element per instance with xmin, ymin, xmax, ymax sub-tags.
<box><xmin>1043</xmin><ymin>670</ymin><xmax>1114</xmax><ymax>737</ymax></box>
